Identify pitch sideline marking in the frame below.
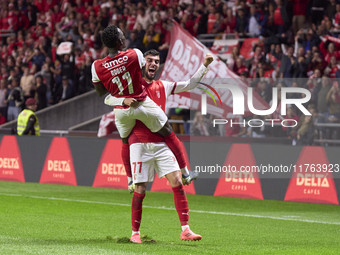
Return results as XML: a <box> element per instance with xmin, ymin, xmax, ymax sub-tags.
<box><xmin>0</xmin><ymin>192</ymin><xmax>340</xmax><ymax>225</ymax></box>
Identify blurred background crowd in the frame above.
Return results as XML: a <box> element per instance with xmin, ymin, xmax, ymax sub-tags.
<box><xmin>0</xmin><ymin>0</ymin><xmax>340</xmax><ymax>145</ymax></box>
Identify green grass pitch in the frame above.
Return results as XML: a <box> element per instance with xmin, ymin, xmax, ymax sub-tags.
<box><xmin>1</xmin><ymin>181</ymin><xmax>340</xmax><ymax>255</ymax></box>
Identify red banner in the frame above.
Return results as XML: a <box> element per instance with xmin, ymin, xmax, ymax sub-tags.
<box><xmin>214</xmin><ymin>143</ymin><xmax>263</xmax><ymax>199</ymax></box>
<box><xmin>93</xmin><ymin>139</ymin><xmax>127</xmax><ymax>189</ymax></box>
<box><xmin>0</xmin><ymin>136</ymin><xmax>25</xmax><ymax>182</ymax></box>
<box><xmin>160</xmin><ymin>22</ymin><xmax>268</xmax><ymax>117</ymax></box>
<box><xmin>40</xmin><ymin>137</ymin><xmax>77</xmax><ymax>186</ymax></box>
<box><xmin>284</xmin><ymin>147</ymin><xmax>338</xmax><ymax>205</ymax></box>
<box><xmin>240</xmin><ymin>38</ymin><xmax>259</xmax><ymax>59</ymax></box>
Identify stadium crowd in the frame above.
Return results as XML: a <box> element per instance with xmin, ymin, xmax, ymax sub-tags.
<box><xmin>0</xmin><ymin>0</ymin><xmax>339</xmax><ymax>145</ymax></box>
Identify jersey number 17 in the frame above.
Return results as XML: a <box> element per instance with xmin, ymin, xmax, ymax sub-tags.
<box><xmin>111</xmin><ymin>71</ymin><xmax>134</xmax><ymax>95</ymax></box>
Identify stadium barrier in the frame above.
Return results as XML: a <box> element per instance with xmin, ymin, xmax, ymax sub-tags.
<box><xmin>0</xmin><ymin>134</ymin><xmax>340</xmax><ymax>205</ymax></box>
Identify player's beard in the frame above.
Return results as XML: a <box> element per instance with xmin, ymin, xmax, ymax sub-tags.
<box><xmin>143</xmin><ymin>66</ymin><xmax>155</xmax><ymax>81</ymax></box>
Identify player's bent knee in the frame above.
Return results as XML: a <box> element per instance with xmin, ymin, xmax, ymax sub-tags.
<box><xmin>166</xmin><ymin>171</ymin><xmax>182</xmax><ymax>187</ymax></box>
<box><xmin>135</xmin><ymin>183</ymin><xmax>147</xmax><ymax>194</ymax></box>
<box><xmin>158</xmin><ymin>121</ymin><xmax>173</xmax><ymax>136</ymax></box>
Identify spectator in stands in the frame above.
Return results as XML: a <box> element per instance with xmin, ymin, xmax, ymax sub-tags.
<box><xmin>291</xmin><ymin>56</ymin><xmax>308</xmax><ymax>79</ymax></box>
<box><xmin>317</xmin><ymin>75</ymin><xmax>332</xmax><ymax>125</ymax></box>
<box><xmin>280</xmin><ymin>46</ymin><xmax>295</xmax><ymax>79</ymax></box>
<box><xmin>297</xmin><ymin>115</ymin><xmax>315</xmax><ymax>145</ymax></box>
<box><xmin>326</xmin><ymin>83</ymin><xmax>340</xmax><ymax>123</ymax></box>
<box><xmin>291</xmin><ymin>0</ymin><xmax>309</xmax><ymax>34</ymax></box>
<box><xmin>0</xmin><ymin>79</ymin><xmax>8</xmax><ymax>121</ymax></box>
<box><xmin>324</xmin><ymin>56</ymin><xmax>340</xmax><ymax>78</ymax></box>
<box><xmin>310</xmin><ymin>0</ymin><xmax>326</xmax><ymax>26</ymax></box>
<box><xmin>225</xmin><ymin>113</ymin><xmax>247</xmax><ymax>137</ymax></box>
<box><xmin>325</xmin><ymin>0</ymin><xmax>337</xmax><ymax>20</ymax></box>
<box><xmin>234</xmin><ymin>57</ymin><xmax>249</xmax><ymax>76</ymax></box>
<box><xmin>78</xmin><ymin>56</ymin><xmax>93</xmax><ymax>95</ymax></box>
<box><xmin>20</xmin><ymin>64</ymin><xmax>35</xmax><ymax>107</ymax></box>
<box><xmin>247</xmin><ymin>5</ymin><xmax>267</xmax><ymax>37</ymax></box>
<box><xmin>5</xmin><ymin>76</ymin><xmax>23</xmax><ymax>121</ymax></box>
<box><xmin>128</xmin><ymin>31</ymin><xmax>145</xmax><ymax>52</ymax></box>
<box><xmin>191</xmin><ymin>111</ymin><xmax>210</xmax><ymax>136</ymax></box>
<box><xmin>133</xmin><ymin>7</ymin><xmax>152</xmax><ymax>30</ymax></box>
<box><xmin>227</xmin><ymin>45</ymin><xmax>243</xmax><ymax>70</ymax></box>
<box><xmin>35</xmin><ymin>61</ymin><xmax>52</xmax><ymax>104</ymax></box>
<box><xmin>257</xmin><ymin>80</ymin><xmax>272</xmax><ymax>103</ymax></box>
<box><xmin>31</xmin><ymin>75</ymin><xmax>47</xmax><ymax>111</ymax></box>
<box><xmin>283</xmin><ymin>106</ymin><xmax>300</xmax><ymax>137</ymax></box>
<box><xmin>319</xmin><ymin>38</ymin><xmax>340</xmax><ymax>64</ymax></box>
<box><xmin>235</xmin><ymin>8</ymin><xmax>247</xmax><ymax>37</ymax></box>
<box><xmin>143</xmin><ymin>25</ymin><xmax>161</xmax><ymax>49</ymax></box>
<box><xmin>60</xmin><ymin>54</ymin><xmax>74</xmax><ymax>82</ymax></box>
<box><xmin>273</xmin><ymin>0</ymin><xmax>288</xmax><ymax>34</ymax></box>
<box><xmin>223</xmin><ymin>7</ymin><xmax>236</xmax><ymax>34</ymax></box>
<box><xmin>53</xmin><ymin>76</ymin><xmax>75</xmax><ymax>104</ymax></box>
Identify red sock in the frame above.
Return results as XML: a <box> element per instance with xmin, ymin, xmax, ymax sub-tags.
<box><xmin>122</xmin><ymin>143</ymin><xmax>132</xmax><ymax>178</ymax></box>
<box><xmin>131</xmin><ymin>192</ymin><xmax>145</xmax><ymax>231</ymax></box>
<box><xmin>172</xmin><ymin>185</ymin><xmax>189</xmax><ymax>226</ymax></box>
<box><xmin>164</xmin><ymin>132</ymin><xmax>186</xmax><ymax>169</ymax></box>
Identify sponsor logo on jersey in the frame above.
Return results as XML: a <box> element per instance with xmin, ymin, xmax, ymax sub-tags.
<box><xmin>103</xmin><ymin>56</ymin><xmax>128</xmax><ymax>68</ymax></box>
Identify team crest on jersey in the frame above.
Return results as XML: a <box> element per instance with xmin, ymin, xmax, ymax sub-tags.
<box><xmin>156</xmin><ymin>91</ymin><xmax>160</xmax><ymax>98</ymax></box>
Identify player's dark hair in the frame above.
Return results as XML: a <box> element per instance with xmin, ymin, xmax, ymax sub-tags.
<box><xmin>101</xmin><ymin>25</ymin><xmax>120</xmax><ymax>49</ymax></box>
<box><xmin>143</xmin><ymin>49</ymin><xmax>159</xmax><ymax>57</ymax></box>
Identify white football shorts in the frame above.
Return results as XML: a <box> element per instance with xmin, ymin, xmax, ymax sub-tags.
<box><xmin>130</xmin><ymin>142</ymin><xmax>180</xmax><ymax>184</ymax></box>
<box><xmin>113</xmin><ymin>96</ymin><xmax>168</xmax><ymax>138</ymax></box>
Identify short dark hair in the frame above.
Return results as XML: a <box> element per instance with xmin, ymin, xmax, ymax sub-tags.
<box><xmin>101</xmin><ymin>25</ymin><xmax>120</xmax><ymax>49</ymax></box>
<box><xmin>143</xmin><ymin>49</ymin><xmax>159</xmax><ymax>57</ymax></box>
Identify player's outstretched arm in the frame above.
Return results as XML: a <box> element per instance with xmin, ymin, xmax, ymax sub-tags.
<box><xmin>165</xmin><ymin>53</ymin><xmax>214</xmax><ymax>95</ymax></box>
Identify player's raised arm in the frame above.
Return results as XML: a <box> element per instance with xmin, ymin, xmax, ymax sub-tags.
<box><xmin>164</xmin><ymin>53</ymin><xmax>214</xmax><ymax>96</ymax></box>
<box><xmin>91</xmin><ymin>61</ymin><xmax>109</xmax><ymax>97</ymax></box>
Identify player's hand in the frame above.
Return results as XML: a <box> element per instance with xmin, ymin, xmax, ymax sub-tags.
<box><xmin>123</xmin><ymin>98</ymin><xmax>139</xmax><ymax>107</ymax></box>
<box><xmin>203</xmin><ymin>53</ymin><xmax>214</xmax><ymax>67</ymax></box>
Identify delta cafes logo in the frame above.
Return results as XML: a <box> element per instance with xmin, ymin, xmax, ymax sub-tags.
<box><xmin>214</xmin><ymin>143</ymin><xmax>263</xmax><ymax>199</ymax></box>
<box><xmin>40</xmin><ymin>137</ymin><xmax>77</xmax><ymax>186</ymax></box>
<box><xmin>0</xmin><ymin>157</ymin><xmax>20</xmax><ymax>169</ymax></box>
<box><xmin>225</xmin><ymin>171</ymin><xmax>256</xmax><ymax>191</ymax></box>
<box><xmin>284</xmin><ymin>147</ymin><xmax>338</xmax><ymax>205</ymax></box>
<box><xmin>0</xmin><ymin>136</ymin><xmax>25</xmax><ymax>182</ymax></box>
<box><xmin>101</xmin><ymin>163</ymin><xmax>126</xmax><ymax>177</ymax></box>
<box><xmin>93</xmin><ymin>139</ymin><xmax>127</xmax><ymax>189</ymax></box>
<box><xmin>47</xmin><ymin>160</ymin><xmax>71</xmax><ymax>172</ymax></box>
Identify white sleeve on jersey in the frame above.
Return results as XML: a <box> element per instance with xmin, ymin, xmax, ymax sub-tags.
<box><xmin>104</xmin><ymin>94</ymin><xmax>125</xmax><ymax>106</ymax></box>
<box><xmin>133</xmin><ymin>48</ymin><xmax>146</xmax><ymax>68</ymax></box>
<box><xmin>91</xmin><ymin>61</ymin><xmax>101</xmax><ymax>83</ymax></box>
<box><xmin>161</xmin><ymin>64</ymin><xmax>209</xmax><ymax>96</ymax></box>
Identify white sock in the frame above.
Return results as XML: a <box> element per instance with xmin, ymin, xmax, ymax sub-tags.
<box><xmin>181</xmin><ymin>225</ymin><xmax>189</xmax><ymax>231</ymax></box>
<box><xmin>127</xmin><ymin>176</ymin><xmax>132</xmax><ymax>183</ymax></box>
<box><xmin>132</xmin><ymin>230</ymin><xmax>140</xmax><ymax>235</ymax></box>
<box><xmin>181</xmin><ymin>167</ymin><xmax>189</xmax><ymax>176</ymax></box>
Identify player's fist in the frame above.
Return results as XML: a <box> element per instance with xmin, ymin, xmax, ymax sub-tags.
<box><xmin>204</xmin><ymin>53</ymin><xmax>214</xmax><ymax>67</ymax></box>
<box><xmin>123</xmin><ymin>98</ymin><xmax>139</xmax><ymax>107</ymax></box>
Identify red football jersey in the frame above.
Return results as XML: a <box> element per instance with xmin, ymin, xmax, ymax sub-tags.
<box><xmin>91</xmin><ymin>48</ymin><xmax>147</xmax><ymax>101</ymax></box>
<box><xmin>128</xmin><ymin>79</ymin><xmax>177</xmax><ymax>144</ymax></box>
